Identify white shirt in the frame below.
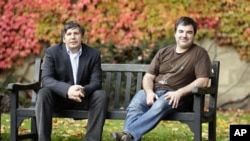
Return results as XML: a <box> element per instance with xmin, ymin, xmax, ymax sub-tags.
<box><xmin>66</xmin><ymin>46</ymin><xmax>82</xmax><ymax>84</ymax></box>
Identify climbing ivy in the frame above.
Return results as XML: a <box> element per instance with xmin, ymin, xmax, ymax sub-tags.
<box><xmin>1</xmin><ymin>0</ymin><xmax>250</xmax><ymax>70</ymax></box>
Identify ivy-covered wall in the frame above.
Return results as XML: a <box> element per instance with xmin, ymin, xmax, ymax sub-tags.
<box><xmin>1</xmin><ymin>0</ymin><xmax>250</xmax><ymax>71</ymax></box>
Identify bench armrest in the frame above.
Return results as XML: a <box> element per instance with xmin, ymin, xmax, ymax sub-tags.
<box><xmin>7</xmin><ymin>82</ymin><xmax>40</xmax><ymax>91</ymax></box>
<box><xmin>192</xmin><ymin>87</ymin><xmax>217</xmax><ymax>95</ymax></box>
<box><xmin>192</xmin><ymin>86</ymin><xmax>217</xmax><ymax>117</ymax></box>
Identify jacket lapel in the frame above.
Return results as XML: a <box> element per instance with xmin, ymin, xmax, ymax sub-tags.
<box><xmin>76</xmin><ymin>44</ymin><xmax>87</xmax><ymax>84</ymax></box>
<box><xmin>62</xmin><ymin>43</ymin><xmax>75</xmax><ymax>84</ymax></box>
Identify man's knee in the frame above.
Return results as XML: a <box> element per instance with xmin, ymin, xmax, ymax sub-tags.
<box><xmin>37</xmin><ymin>87</ymin><xmax>53</xmax><ymax>101</ymax></box>
<box><xmin>94</xmin><ymin>90</ymin><xmax>108</xmax><ymax>101</ymax></box>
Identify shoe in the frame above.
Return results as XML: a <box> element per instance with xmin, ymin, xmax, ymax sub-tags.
<box><xmin>110</xmin><ymin>132</ymin><xmax>124</xmax><ymax>141</ymax></box>
<box><xmin>121</xmin><ymin>132</ymin><xmax>134</xmax><ymax>141</ymax></box>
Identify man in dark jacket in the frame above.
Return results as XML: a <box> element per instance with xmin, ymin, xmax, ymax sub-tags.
<box><xmin>36</xmin><ymin>21</ymin><xmax>108</xmax><ymax>141</ymax></box>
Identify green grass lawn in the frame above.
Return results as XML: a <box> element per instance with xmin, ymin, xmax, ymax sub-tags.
<box><xmin>1</xmin><ymin>110</ymin><xmax>250</xmax><ymax>141</ymax></box>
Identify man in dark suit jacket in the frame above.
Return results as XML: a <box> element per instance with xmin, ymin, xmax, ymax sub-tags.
<box><xmin>36</xmin><ymin>21</ymin><xmax>108</xmax><ymax>141</ymax></box>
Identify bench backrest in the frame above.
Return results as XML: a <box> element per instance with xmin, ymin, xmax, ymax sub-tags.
<box><xmin>31</xmin><ymin>58</ymin><xmax>219</xmax><ymax>111</ymax></box>
<box><xmin>101</xmin><ymin>64</ymin><xmax>149</xmax><ymax>109</ymax></box>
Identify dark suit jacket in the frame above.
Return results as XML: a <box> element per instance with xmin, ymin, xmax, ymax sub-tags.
<box><xmin>41</xmin><ymin>42</ymin><xmax>102</xmax><ymax>98</ymax></box>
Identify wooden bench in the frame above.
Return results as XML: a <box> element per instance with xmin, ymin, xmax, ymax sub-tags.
<box><xmin>7</xmin><ymin>58</ymin><xmax>220</xmax><ymax>141</ymax></box>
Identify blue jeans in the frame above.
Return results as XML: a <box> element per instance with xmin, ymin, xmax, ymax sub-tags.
<box><xmin>123</xmin><ymin>90</ymin><xmax>188</xmax><ymax>141</ymax></box>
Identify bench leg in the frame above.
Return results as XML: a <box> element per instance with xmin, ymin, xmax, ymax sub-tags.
<box><xmin>186</xmin><ymin>122</ymin><xmax>202</xmax><ymax>141</ymax></box>
<box><xmin>10</xmin><ymin>95</ymin><xmax>18</xmax><ymax>141</ymax></box>
<box><xmin>31</xmin><ymin>117</ymin><xmax>38</xmax><ymax>141</ymax></box>
<box><xmin>193</xmin><ymin>124</ymin><xmax>202</xmax><ymax>141</ymax></box>
<box><xmin>10</xmin><ymin>116</ymin><xmax>18</xmax><ymax>141</ymax></box>
<box><xmin>208</xmin><ymin>120</ymin><xmax>216</xmax><ymax>141</ymax></box>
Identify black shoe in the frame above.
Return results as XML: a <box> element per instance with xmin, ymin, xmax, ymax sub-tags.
<box><xmin>121</xmin><ymin>132</ymin><xmax>134</xmax><ymax>141</ymax></box>
<box><xmin>110</xmin><ymin>132</ymin><xmax>124</xmax><ymax>141</ymax></box>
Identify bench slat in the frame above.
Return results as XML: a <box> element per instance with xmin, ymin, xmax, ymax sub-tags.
<box><xmin>125</xmin><ymin>72</ymin><xmax>132</xmax><ymax>108</ymax></box>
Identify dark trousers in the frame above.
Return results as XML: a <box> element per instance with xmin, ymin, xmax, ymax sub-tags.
<box><xmin>35</xmin><ymin>88</ymin><xmax>108</xmax><ymax>141</ymax></box>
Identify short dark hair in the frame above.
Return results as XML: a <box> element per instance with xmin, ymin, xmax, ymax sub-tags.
<box><xmin>174</xmin><ymin>16</ymin><xmax>197</xmax><ymax>35</ymax></box>
<box><xmin>61</xmin><ymin>21</ymin><xmax>85</xmax><ymax>41</ymax></box>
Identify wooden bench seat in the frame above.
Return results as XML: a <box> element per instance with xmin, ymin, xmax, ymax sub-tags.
<box><xmin>7</xmin><ymin>58</ymin><xmax>220</xmax><ymax>141</ymax></box>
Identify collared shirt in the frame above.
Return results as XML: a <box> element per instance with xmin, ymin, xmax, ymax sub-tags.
<box><xmin>66</xmin><ymin>46</ymin><xmax>82</xmax><ymax>84</ymax></box>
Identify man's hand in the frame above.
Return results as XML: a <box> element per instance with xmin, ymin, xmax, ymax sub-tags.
<box><xmin>67</xmin><ymin>85</ymin><xmax>84</xmax><ymax>102</ymax></box>
<box><xmin>164</xmin><ymin>91</ymin><xmax>183</xmax><ymax>109</ymax></box>
<box><xmin>146</xmin><ymin>92</ymin><xmax>158</xmax><ymax>106</ymax></box>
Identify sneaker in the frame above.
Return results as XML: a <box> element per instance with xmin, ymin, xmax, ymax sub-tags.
<box><xmin>110</xmin><ymin>132</ymin><xmax>124</xmax><ymax>141</ymax></box>
<box><xmin>121</xmin><ymin>132</ymin><xmax>134</xmax><ymax>141</ymax></box>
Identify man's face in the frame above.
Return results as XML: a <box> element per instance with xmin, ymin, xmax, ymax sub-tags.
<box><xmin>63</xmin><ymin>27</ymin><xmax>82</xmax><ymax>53</ymax></box>
<box><xmin>175</xmin><ymin>24</ymin><xmax>194</xmax><ymax>50</ymax></box>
